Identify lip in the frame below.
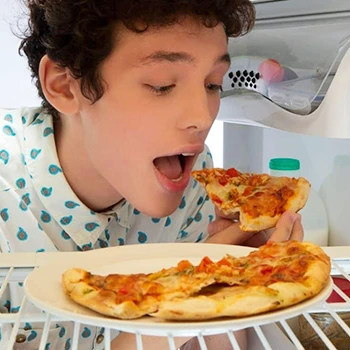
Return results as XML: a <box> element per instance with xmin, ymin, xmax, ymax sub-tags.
<box><xmin>153</xmin><ymin>144</ymin><xmax>204</xmax><ymax>193</ymax></box>
<box><xmin>159</xmin><ymin>144</ymin><xmax>205</xmax><ymax>158</ymax></box>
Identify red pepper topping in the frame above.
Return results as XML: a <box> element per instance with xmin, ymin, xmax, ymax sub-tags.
<box><xmin>243</xmin><ymin>187</ymin><xmax>253</xmax><ymax>196</ymax></box>
<box><xmin>218</xmin><ymin>176</ymin><xmax>228</xmax><ymax>186</ymax></box>
<box><xmin>211</xmin><ymin>194</ymin><xmax>223</xmax><ymax>204</ymax></box>
<box><xmin>217</xmin><ymin>258</ymin><xmax>231</xmax><ymax>267</ymax></box>
<box><xmin>227</xmin><ymin>168</ymin><xmax>239</xmax><ymax>177</ymax></box>
<box><xmin>119</xmin><ymin>286</ymin><xmax>129</xmax><ymax>295</ymax></box>
<box><xmin>177</xmin><ymin>260</ymin><xmax>192</xmax><ymax>272</ymax></box>
<box><xmin>196</xmin><ymin>256</ymin><xmax>215</xmax><ymax>273</ymax></box>
<box><xmin>261</xmin><ymin>266</ymin><xmax>273</xmax><ymax>275</ymax></box>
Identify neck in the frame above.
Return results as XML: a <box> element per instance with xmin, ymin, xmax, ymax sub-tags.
<box><xmin>54</xmin><ymin>116</ymin><xmax>123</xmax><ymax>212</ymax></box>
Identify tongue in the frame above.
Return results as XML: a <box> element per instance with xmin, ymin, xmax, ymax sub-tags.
<box><xmin>154</xmin><ymin>155</ymin><xmax>183</xmax><ymax>179</ymax></box>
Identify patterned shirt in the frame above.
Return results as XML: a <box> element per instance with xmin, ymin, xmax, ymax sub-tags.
<box><xmin>0</xmin><ymin>107</ymin><xmax>215</xmax><ymax>349</ymax></box>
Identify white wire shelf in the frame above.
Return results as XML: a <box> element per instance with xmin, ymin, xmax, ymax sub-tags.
<box><xmin>0</xmin><ymin>246</ymin><xmax>349</xmax><ymax>350</ymax></box>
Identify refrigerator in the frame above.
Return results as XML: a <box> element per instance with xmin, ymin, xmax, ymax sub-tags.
<box><xmin>216</xmin><ymin>0</ymin><xmax>350</xmax><ymax>348</ymax></box>
<box><xmin>0</xmin><ymin>0</ymin><xmax>350</xmax><ymax>349</ymax></box>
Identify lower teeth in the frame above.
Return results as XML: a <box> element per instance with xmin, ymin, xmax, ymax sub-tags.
<box><xmin>171</xmin><ymin>174</ymin><xmax>183</xmax><ymax>182</ymax></box>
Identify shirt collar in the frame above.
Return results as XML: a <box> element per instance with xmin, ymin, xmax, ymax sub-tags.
<box><xmin>23</xmin><ymin>109</ymin><xmax>131</xmax><ymax>247</ymax></box>
<box><xmin>97</xmin><ymin>200</ymin><xmax>131</xmax><ymax>229</ymax></box>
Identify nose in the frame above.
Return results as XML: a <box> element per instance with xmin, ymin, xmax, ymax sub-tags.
<box><xmin>176</xmin><ymin>90</ymin><xmax>216</xmax><ymax>133</ymax></box>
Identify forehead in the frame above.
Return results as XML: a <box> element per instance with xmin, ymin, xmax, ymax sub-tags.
<box><xmin>110</xmin><ymin>18</ymin><xmax>228</xmax><ymax>66</ymax></box>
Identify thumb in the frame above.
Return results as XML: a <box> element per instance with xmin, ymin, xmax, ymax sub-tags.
<box><xmin>268</xmin><ymin>211</ymin><xmax>301</xmax><ymax>243</ymax></box>
<box><xmin>208</xmin><ymin>218</ymin><xmax>233</xmax><ymax>236</ymax></box>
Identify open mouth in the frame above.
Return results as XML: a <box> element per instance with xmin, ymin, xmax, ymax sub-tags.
<box><xmin>153</xmin><ymin>153</ymin><xmax>195</xmax><ymax>182</ymax></box>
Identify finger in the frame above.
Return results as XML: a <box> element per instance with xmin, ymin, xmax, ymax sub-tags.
<box><xmin>208</xmin><ymin>218</ymin><xmax>233</xmax><ymax>236</ymax></box>
<box><xmin>205</xmin><ymin>222</ymin><xmax>255</xmax><ymax>245</ymax></box>
<box><xmin>242</xmin><ymin>230</ymin><xmax>271</xmax><ymax>247</ymax></box>
<box><xmin>214</xmin><ymin>207</ymin><xmax>239</xmax><ymax>221</ymax></box>
<box><xmin>289</xmin><ymin>215</ymin><xmax>304</xmax><ymax>242</ymax></box>
<box><xmin>268</xmin><ymin>211</ymin><xmax>300</xmax><ymax>243</ymax></box>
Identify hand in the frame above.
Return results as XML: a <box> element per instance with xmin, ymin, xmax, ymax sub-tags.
<box><xmin>268</xmin><ymin>210</ymin><xmax>303</xmax><ymax>242</ymax></box>
<box><xmin>205</xmin><ymin>209</ymin><xmax>303</xmax><ymax>247</ymax></box>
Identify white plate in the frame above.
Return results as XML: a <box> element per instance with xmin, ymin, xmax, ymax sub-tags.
<box><xmin>24</xmin><ymin>243</ymin><xmax>333</xmax><ymax>336</ymax></box>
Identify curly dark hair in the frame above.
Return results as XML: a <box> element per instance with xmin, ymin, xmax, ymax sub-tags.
<box><xmin>19</xmin><ymin>0</ymin><xmax>255</xmax><ymax>119</ymax></box>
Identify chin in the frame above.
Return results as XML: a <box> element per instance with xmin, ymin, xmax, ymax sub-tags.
<box><xmin>137</xmin><ymin>197</ymin><xmax>181</xmax><ymax>218</ymax></box>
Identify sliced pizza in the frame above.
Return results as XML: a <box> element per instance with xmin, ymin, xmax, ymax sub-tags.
<box><xmin>191</xmin><ymin>167</ymin><xmax>310</xmax><ymax>232</ymax></box>
<box><xmin>62</xmin><ymin>241</ymin><xmax>330</xmax><ymax>321</ymax></box>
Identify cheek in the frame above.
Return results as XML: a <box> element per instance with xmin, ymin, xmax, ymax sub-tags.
<box><xmin>210</xmin><ymin>96</ymin><xmax>221</xmax><ymax>120</ymax></box>
<box><xmin>81</xmin><ymin>111</ymin><xmax>153</xmax><ymax>170</ymax></box>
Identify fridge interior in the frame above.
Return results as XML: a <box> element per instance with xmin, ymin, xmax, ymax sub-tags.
<box><xmin>220</xmin><ymin>0</ymin><xmax>350</xmax><ymax>248</ymax></box>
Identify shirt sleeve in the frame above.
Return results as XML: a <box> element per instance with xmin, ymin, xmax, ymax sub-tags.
<box><xmin>175</xmin><ymin>145</ymin><xmax>215</xmax><ymax>243</ymax></box>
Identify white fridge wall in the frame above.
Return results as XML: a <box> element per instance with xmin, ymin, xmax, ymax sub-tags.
<box><xmin>254</xmin><ymin>0</ymin><xmax>350</xmax><ymax>19</ymax></box>
<box><xmin>260</xmin><ymin>128</ymin><xmax>350</xmax><ymax>192</ymax></box>
<box><xmin>223</xmin><ymin>123</ymin><xmax>350</xmax><ymax>192</ymax></box>
<box><xmin>0</xmin><ymin>0</ymin><xmax>41</xmax><ymax>108</ymax></box>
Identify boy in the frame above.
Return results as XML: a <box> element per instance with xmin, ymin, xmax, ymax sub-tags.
<box><xmin>0</xmin><ymin>0</ymin><xmax>303</xmax><ymax>349</ymax></box>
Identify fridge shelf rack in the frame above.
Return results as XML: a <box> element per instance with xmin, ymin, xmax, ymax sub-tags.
<box><xmin>0</xmin><ymin>246</ymin><xmax>349</xmax><ymax>350</ymax></box>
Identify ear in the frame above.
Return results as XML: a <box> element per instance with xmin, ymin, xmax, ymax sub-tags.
<box><xmin>39</xmin><ymin>55</ymin><xmax>81</xmax><ymax>115</ymax></box>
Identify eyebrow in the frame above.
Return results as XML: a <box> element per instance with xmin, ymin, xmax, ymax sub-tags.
<box><xmin>137</xmin><ymin>51</ymin><xmax>231</xmax><ymax>66</ymax></box>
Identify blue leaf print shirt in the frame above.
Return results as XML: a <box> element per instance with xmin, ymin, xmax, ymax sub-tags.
<box><xmin>0</xmin><ymin>107</ymin><xmax>215</xmax><ymax>349</ymax></box>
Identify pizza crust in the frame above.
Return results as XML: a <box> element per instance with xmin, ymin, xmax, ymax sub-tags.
<box><xmin>150</xmin><ymin>281</ymin><xmax>319</xmax><ymax>320</ymax></box>
<box><xmin>151</xmin><ymin>285</ymin><xmax>281</xmax><ymax>320</ymax></box>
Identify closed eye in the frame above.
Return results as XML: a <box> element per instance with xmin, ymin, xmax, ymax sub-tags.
<box><xmin>206</xmin><ymin>84</ymin><xmax>223</xmax><ymax>93</ymax></box>
<box><xmin>146</xmin><ymin>84</ymin><xmax>175</xmax><ymax>96</ymax></box>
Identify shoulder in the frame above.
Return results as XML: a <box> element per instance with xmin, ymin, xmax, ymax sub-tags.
<box><xmin>0</xmin><ymin>106</ymin><xmax>43</xmax><ymax>129</ymax></box>
<box><xmin>0</xmin><ymin>106</ymin><xmax>44</xmax><ymax>145</ymax></box>
<box><xmin>0</xmin><ymin>107</ymin><xmax>45</xmax><ymax>192</ymax></box>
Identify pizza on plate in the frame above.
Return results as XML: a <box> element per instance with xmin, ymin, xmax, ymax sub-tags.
<box><xmin>62</xmin><ymin>240</ymin><xmax>331</xmax><ymax>320</ymax></box>
<box><xmin>62</xmin><ymin>258</ymin><xmax>217</xmax><ymax>319</ymax></box>
<box><xmin>191</xmin><ymin>167</ymin><xmax>310</xmax><ymax>232</ymax></box>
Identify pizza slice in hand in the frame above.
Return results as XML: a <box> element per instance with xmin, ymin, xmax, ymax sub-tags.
<box><xmin>191</xmin><ymin>167</ymin><xmax>310</xmax><ymax>232</ymax></box>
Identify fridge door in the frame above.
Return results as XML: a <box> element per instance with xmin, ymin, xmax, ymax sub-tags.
<box><xmin>218</xmin><ymin>0</ymin><xmax>350</xmax><ymax>138</ymax></box>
